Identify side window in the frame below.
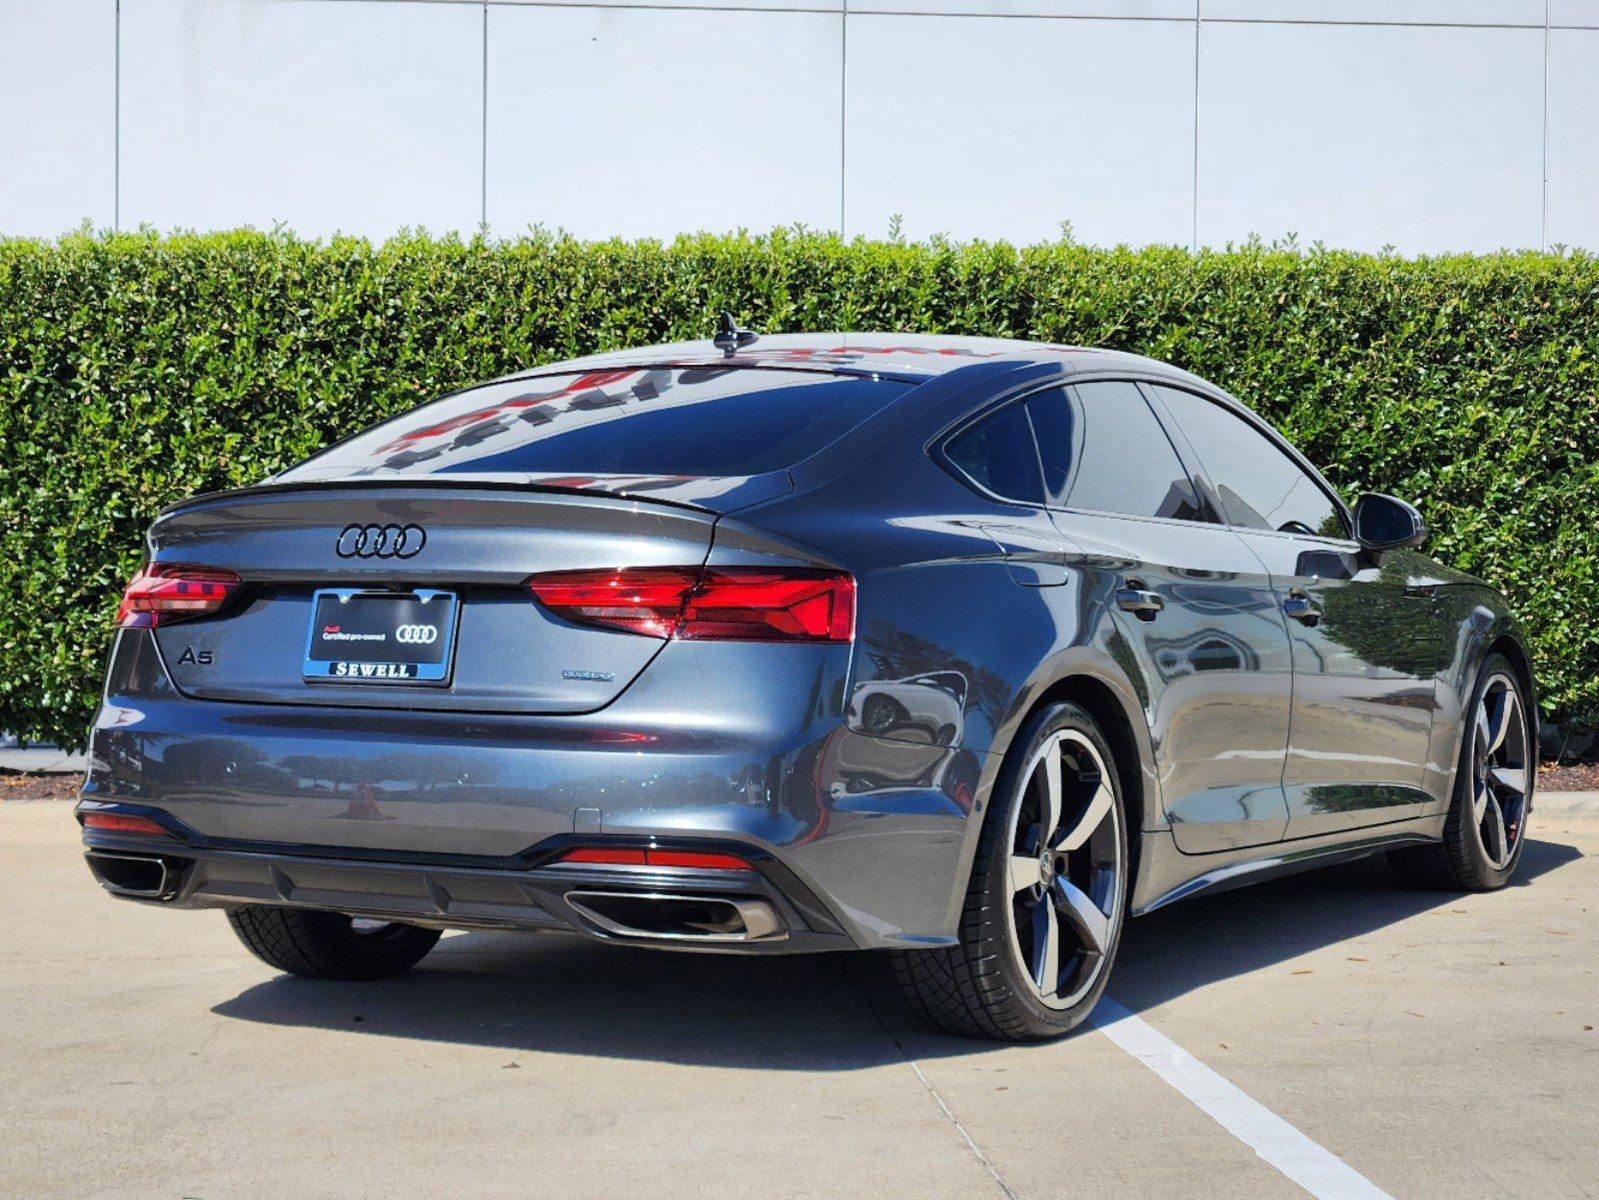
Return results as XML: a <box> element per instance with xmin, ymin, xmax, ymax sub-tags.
<box><xmin>1025</xmin><ymin>382</ymin><xmax>1208</xmax><ymax>522</ymax></box>
<box><xmin>1149</xmin><ymin>385</ymin><xmax>1347</xmax><ymax>539</ymax></box>
<box><xmin>943</xmin><ymin>401</ymin><xmax>1044</xmax><ymax>505</ymax></box>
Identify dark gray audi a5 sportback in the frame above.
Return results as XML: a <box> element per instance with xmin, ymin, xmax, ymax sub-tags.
<box><xmin>78</xmin><ymin>330</ymin><xmax>1537</xmax><ymax>1040</ymax></box>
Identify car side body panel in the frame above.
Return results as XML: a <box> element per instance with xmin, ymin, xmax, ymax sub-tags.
<box><xmin>1051</xmin><ymin>508</ymin><xmax>1296</xmax><ymax>854</ymax></box>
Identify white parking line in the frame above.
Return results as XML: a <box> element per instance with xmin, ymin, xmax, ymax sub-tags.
<box><xmin>1092</xmin><ymin>999</ymin><xmax>1396</xmax><ymax>1200</ymax></box>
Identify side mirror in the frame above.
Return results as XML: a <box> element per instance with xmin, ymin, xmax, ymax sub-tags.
<box><xmin>1352</xmin><ymin>492</ymin><xmax>1428</xmax><ymax>553</ymax></box>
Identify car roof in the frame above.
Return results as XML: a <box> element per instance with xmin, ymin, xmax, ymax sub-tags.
<box><xmin>493</xmin><ymin>332</ymin><xmax>1212</xmax><ymax>390</ymax></box>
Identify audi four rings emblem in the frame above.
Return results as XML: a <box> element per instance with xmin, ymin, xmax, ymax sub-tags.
<box><xmin>336</xmin><ymin>523</ymin><xmax>426</xmax><ymax>559</ymax></box>
<box><xmin>395</xmin><ymin>625</ymin><xmax>439</xmax><ymax>645</ymax></box>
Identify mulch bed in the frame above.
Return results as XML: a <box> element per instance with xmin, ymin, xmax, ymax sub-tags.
<box><xmin>0</xmin><ymin>771</ymin><xmax>82</xmax><ymax>801</ymax></box>
<box><xmin>1541</xmin><ymin>761</ymin><xmax>1599</xmax><ymax>792</ymax></box>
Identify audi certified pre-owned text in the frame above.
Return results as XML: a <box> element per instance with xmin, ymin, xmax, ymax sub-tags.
<box><xmin>78</xmin><ymin>331</ymin><xmax>1536</xmax><ymax>1038</ymax></box>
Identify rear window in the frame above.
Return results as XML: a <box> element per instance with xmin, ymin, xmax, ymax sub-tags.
<box><xmin>277</xmin><ymin>367</ymin><xmax>916</xmax><ymax>481</ymax></box>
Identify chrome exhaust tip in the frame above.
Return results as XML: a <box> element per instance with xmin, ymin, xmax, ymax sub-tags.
<box><xmin>85</xmin><ymin>851</ymin><xmax>183</xmax><ymax>900</ymax></box>
<box><xmin>564</xmin><ymin>890</ymin><xmax>787</xmax><ymax>942</ymax></box>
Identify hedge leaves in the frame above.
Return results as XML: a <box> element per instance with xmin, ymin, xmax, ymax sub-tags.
<box><xmin>1</xmin><ymin>229</ymin><xmax>1594</xmax><ymax>749</ymax></box>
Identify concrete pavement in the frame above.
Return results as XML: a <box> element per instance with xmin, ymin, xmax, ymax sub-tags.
<box><xmin>0</xmin><ymin>747</ymin><xmax>87</xmax><ymax>773</ymax></box>
<box><xmin>2</xmin><ymin>799</ymin><xmax>1594</xmax><ymax>1200</ymax></box>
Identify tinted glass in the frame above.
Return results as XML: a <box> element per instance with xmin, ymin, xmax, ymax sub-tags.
<box><xmin>945</xmin><ymin>402</ymin><xmax>1044</xmax><ymax>504</ymax></box>
<box><xmin>277</xmin><ymin>367</ymin><xmax>915</xmax><ymax>481</ymax></box>
<box><xmin>1149</xmin><ymin>385</ymin><xmax>1346</xmax><ymax>538</ymax></box>
<box><xmin>1353</xmin><ymin>494</ymin><xmax>1421</xmax><ymax>547</ymax></box>
<box><xmin>1025</xmin><ymin>382</ymin><xmax>1207</xmax><ymax>522</ymax></box>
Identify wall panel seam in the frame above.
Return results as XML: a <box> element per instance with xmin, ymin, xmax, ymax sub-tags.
<box><xmin>481</xmin><ymin>0</ymin><xmax>489</xmax><ymax>227</ymax></box>
<box><xmin>1191</xmin><ymin>0</ymin><xmax>1200</xmax><ymax>250</ymax></box>
<box><xmin>114</xmin><ymin>0</ymin><xmax>121</xmax><ymax>231</ymax></box>
<box><xmin>1541</xmin><ymin>0</ymin><xmax>1550</xmax><ymax>249</ymax></box>
<box><xmin>840</xmin><ymin>1</ymin><xmax>848</xmax><ymax>237</ymax></box>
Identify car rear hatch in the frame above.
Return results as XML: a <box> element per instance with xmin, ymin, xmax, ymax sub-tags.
<box><xmin>145</xmin><ymin>481</ymin><xmax>748</xmax><ymax>714</ymax></box>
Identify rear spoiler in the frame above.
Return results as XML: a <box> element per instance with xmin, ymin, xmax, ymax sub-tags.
<box><xmin>156</xmin><ymin>470</ymin><xmax>795</xmax><ymax>522</ymax></box>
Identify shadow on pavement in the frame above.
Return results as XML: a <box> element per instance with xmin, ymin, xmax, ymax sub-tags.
<box><xmin>214</xmin><ymin>936</ymin><xmax>931</xmax><ymax>1070</ymax></box>
<box><xmin>1112</xmin><ymin>836</ymin><xmax>1581</xmax><ymax>1012</ymax></box>
<box><xmin>212</xmin><ymin>837</ymin><xmax>1582</xmax><ymax>1068</ymax></box>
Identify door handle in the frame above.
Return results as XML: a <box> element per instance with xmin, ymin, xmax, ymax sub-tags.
<box><xmin>1282</xmin><ymin>590</ymin><xmax>1323</xmax><ymax>627</ymax></box>
<box><xmin>1115</xmin><ymin>585</ymin><xmax>1164</xmax><ymax>621</ymax></box>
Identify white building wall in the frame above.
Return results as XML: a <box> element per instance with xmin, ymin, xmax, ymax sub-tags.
<box><xmin>1</xmin><ymin>0</ymin><xmax>1595</xmax><ymax>251</ymax></box>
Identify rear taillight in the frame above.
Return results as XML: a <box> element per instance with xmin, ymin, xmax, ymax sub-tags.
<box><xmin>527</xmin><ymin>567</ymin><xmax>854</xmax><ymax>643</ymax></box>
<box><xmin>115</xmin><ymin>563</ymin><xmax>241</xmax><ymax>628</ymax></box>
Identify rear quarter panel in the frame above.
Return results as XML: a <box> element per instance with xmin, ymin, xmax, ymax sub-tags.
<box><xmin>724</xmin><ymin>405</ymin><xmax>1159</xmax><ymax>937</ymax></box>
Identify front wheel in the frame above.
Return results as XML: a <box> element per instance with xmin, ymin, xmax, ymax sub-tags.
<box><xmin>892</xmin><ymin>702</ymin><xmax>1128</xmax><ymax>1040</ymax></box>
<box><xmin>1389</xmin><ymin>653</ymin><xmax>1534</xmax><ymax>891</ymax></box>
<box><xmin>227</xmin><ymin>906</ymin><xmax>442</xmax><ymax>980</ymax></box>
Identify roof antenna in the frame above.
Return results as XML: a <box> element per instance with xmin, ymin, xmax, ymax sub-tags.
<box><xmin>713</xmin><ymin>310</ymin><xmax>759</xmax><ymax>357</ymax></box>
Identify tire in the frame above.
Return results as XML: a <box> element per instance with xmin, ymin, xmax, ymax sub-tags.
<box><xmin>226</xmin><ymin>906</ymin><xmax>442</xmax><ymax>980</ymax></box>
<box><xmin>891</xmin><ymin>702</ymin><xmax>1129</xmax><ymax>1040</ymax></box>
<box><xmin>1388</xmin><ymin>652</ymin><xmax>1534</xmax><ymax>891</ymax></box>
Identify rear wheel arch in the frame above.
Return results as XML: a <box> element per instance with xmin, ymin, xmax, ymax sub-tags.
<box><xmin>990</xmin><ymin>670</ymin><xmax>1154</xmax><ymax>899</ymax></box>
<box><xmin>942</xmin><ymin>660</ymin><xmax>1154</xmax><ymax>943</ymax></box>
<box><xmin>1485</xmin><ymin>633</ymin><xmax>1538</xmax><ymax>745</ymax></box>
<box><xmin>895</xmin><ymin>697</ymin><xmax>1132</xmax><ymax>1037</ymax></box>
<box><xmin>1390</xmin><ymin>646</ymin><xmax>1534</xmax><ymax>891</ymax></box>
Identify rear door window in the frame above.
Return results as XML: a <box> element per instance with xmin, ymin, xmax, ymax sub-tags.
<box><xmin>1025</xmin><ymin>382</ymin><xmax>1208</xmax><ymax>522</ymax></box>
<box><xmin>277</xmin><ymin>367</ymin><xmax>917</xmax><ymax>481</ymax></box>
<box><xmin>943</xmin><ymin>402</ymin><xmax>1045</xmax><ymax>505</ymax></box>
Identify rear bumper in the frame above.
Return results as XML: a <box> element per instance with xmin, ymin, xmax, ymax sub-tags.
<box><xmin>81</xmin><ymin>631</ymin><xmax>987</xmax><ymax>949</ymax></box>
<box><xmin>78</xmin><ymin>812</ymin><xmax>853</xmax><ymax>953</ymax></box>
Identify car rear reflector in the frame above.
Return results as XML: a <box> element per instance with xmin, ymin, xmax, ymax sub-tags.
<box><xmin>81</xmin><ymin>812</ymin><xmax>168</xmax><ymax>836</ymax></box>
<box><xmin>558</xmin><ymin>847</ymin><xmax>649</xmax><ymax>866</ymax></box>
<box><xmin>527</xmin><ymin>567</ymin><xmax>854</xmax><ymax>643</ymax></box>
<box><xmin>115</xmin><ymin>564</ymin><xmax>241</xmax><ymax>628</ymax></box>
<box><xmin>644</xmin><ymin>850</ymin><xmax>755</xmax><ymax>871</ymax></box>
<box><xmin>556</xmin><ymin>846</ymin><xmax>754</xmax><ymax>871</ymax></box>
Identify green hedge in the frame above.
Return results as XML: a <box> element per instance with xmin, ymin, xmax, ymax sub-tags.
<box><xmin>2</xmin><ymin>229</ymin><xmax>1596</xmax><ymax>750</ymax></box>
